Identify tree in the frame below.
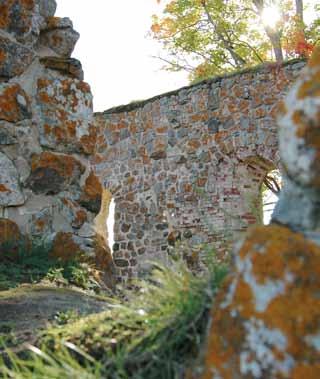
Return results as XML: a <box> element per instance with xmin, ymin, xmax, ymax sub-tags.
<box><xmin>151</xmin><ymin>0</ymin><xmax>319</xmax><ymax>81</ymax></box>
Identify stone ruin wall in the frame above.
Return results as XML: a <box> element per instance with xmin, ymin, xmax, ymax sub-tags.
<box><xmin>0</xmin><ymin>0</ymin><xmax>306</xmax><ymax>284</ymax></box>
<box><xmin>94</xmin><ymin>60</ymin><xmax>304</xmax><ymax>280</ymax></box>
<box><xmin>0</xmin><ymin>0</ymin><xmax>115</xmax><ymax>286</ymax></box>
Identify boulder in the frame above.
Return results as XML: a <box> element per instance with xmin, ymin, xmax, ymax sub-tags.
<box><xmin>0</xmin><ymin>36</ymin><xmax>34</xmax><ymax>78</ymax></box>
<box><xmin>278</xmin><ymin>48</ymin><xmax>320</xmax><ymax>189</ymax></box>
<box><xmin>0</xmin><ymin>83</ymin><xmax>31</xmax><ymax>122</ymax></box>
<box><xmin>0</xmin><ymin>152</ymin><xmax>24</xmax><ymax>206</ymax></box>
<box><xmin>38</xmin><ymin>0</ymin><xmax>57</xmax><ymax>19</ymax></box>
<box><xmin>40</xmin><ymin>17</ymin><xmax>79</xmax><ymax>57</ymax></box>
<box><xmin>79</xmin><ymin>171</ymin><xmax>103</xmax><ymax>214</ymax></box>
<box><xmin>26</xmin><ymin>152</ymin><xmax>85</xmax><ymax>195</ymax></box>
<box><xmin>40</xmin><ymin>56</ymin><xmax>84</xmax><ymax>80</ymax></box>
<box><xmin>0</xmin><ymin>218</ymin><xmax>25</xmax><ymax>261</ymax></box>
<box><xmin>0</xmin><ymin>0</ymin><xmax>37</xmax><ymax>42</ymax></box>
<box><xmin>201</xmin><ymin>225</ymin><xmax>320</xmax><ymax>379</ymax></box>
<box><xmin>36</xmin><ymin>77</ymin><xmax>94</xmax><ymax>153</ymax></box>
<box><xmin>0</xmin><ymin>122</ymin><xmax>17</xmax><ymax>145</ymax></box>
<box><xmin>49</xmin><ymin>232</ymin><xmax>86</xmax><ymax>261</ymax></box>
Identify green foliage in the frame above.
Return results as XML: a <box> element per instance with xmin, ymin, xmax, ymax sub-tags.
<box><xmin>0</xmin><ymin>255</ymin><xmax>229</xmax><ymax>379</ymax></box>
<box><xmin>152</xmin><ymin>0</ymin><xmax>319</xmax><ymax>81</ymax></box>
<box><xmin>0</xmin><ymin>240</ymin><xmax>98</xmax><ymax>291</ymax></box>
<box><xmin>53</xmin><ymin>310</ymin><xmax>80</xmax><ymax>326</ymax></box>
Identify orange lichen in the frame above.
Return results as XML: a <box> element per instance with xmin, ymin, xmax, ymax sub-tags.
<box><xmin>0</xmin><ymin>49</ymin><xmax>6</xmax><ymax>63</ymax></box>
<box><xmin>73</xmin><ymin>210</ymin><xmax>87</xmax><ymax>228</ymax></box>
<box><xmin>0</xmin><ymin>0</ymin><xmax>34</xmax><ymax>32</ymax></box>
<box><xmin>82</xmin><ymin>172</ymin><xmax>102</xmax><ymax>200</ymax></box>
<box><xmin>202</xmin><ymin>277</ymin><xmax>244</xmax><ymax>379</ymax></box>
<box><xmin>39</xmin><ymin>91</ymin><xmax>52</xmax><ymax>104</ymax></box>
<box><xmin>308</xmin><ymin>46</ymin><xmax>320</xmax><ymax>69</ymax></box>
<box><xmin>0</xmin><ymin>4</ymin><xmax>9</xmax><ymax>29</ymax></box>
<box><xmin>297</xmin><ymin>51</ymin><xmax>320</xmax><ymax>99</ymax></box>
<box><xmin>0</xmin><ymin>184</ymin><xmax>11</xmax><ymax>192</ymax></box>
<box><xmin>50</xmin><ymin>232</ymin><xmax>84</xmax><ymax>261</ymax></box>
<box><xmin>0</xmin><ymin>84</ymin><xmax>29</xmax><ymax>122</ymax></box>
<box><xmin>76</xmin><ymin>81</ymin><xmax>91</xmax><ymax>94</ymax></box>
<box><xmin>37</xmin><ymin>78</ymin><xmax>50</xmax><ymax>89</ymax></box>
<box><xmin>291</xmin><ymin>364</ymin><xmax>320</xmax><ymax>379</ymax></box>
<box><xmin>0</xmin><ymin>218</ymin><xmax>24</xmax><ymax>261</ymax></box>
<box><xmin>66</xmin><ymin>120</ymin><xmax>77</xmax><ymax>137</ymax></box>
<box><xmin>80</xmin><ymin>125</ymin><xmax>97</xmax><ymax>155</ymax></box>
<box><xmin>35</xmin><ymin>219</ymin><xmax>45</xmax><ymax>231</ymax></box>
<box><xmin>45</xmin><ymin>16</ymin><xmax>61</xmax><ymax>29</ymax></box>
<box><xmin>201</xmin><ymin>225</ymin><xmax>320</xmax><ymax>378</ymax></box>
<box><xmin>31</xmin><ymin>152</ymin><xmax>85</xmax><ymax>179</ymax></box>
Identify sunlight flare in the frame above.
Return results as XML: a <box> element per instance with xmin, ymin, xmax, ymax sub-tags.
<box><xmin>261</xmin><ymin>5</ymin><xmax>281</xmax><ymax>29</ymax></box>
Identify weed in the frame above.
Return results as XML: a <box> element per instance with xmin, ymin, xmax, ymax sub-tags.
<box><xmin>53</xmin><ymin>310</ymin><xmax>80</xmax><ymax>326</ymax></box>
<box><xmin>0</xmin><ymin>239</ymin><xmax>100</xmax><ymax>292</ymax></box>
<box><xmin>0</xmin><ymin>255</ymin><xmax>229</xmax><ymax>379</ymax></box>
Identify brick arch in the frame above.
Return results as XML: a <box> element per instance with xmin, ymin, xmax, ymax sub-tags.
<box><xmin>93</xmin><ymin>60</ymin><xmax>304</xmax><ymax>280</ymax></box>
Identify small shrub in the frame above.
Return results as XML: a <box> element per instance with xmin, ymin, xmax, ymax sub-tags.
<box><xmin>0</xmin><ymin>239</ymin><xmax>99</xmax><ymax>291</ymax></box>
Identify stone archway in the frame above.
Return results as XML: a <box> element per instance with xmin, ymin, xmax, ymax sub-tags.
<box><xmin>0</xmin><ymin>0</ymin><xmax>306</xmax><ymax>284</ymax></box>
<box><xmin>93</xmin><ymin>59</ymin><xmax>304</xmax><ymax>279</ymax></box>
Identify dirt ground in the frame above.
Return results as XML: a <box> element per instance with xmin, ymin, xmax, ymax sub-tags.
<box><xmin>0</xmin><ymin>285</ymin><xmax>109</xmax><ymax>348</ymax></box>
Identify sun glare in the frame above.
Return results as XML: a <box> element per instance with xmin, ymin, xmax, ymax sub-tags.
<box><xmin>262</xmin><ymin>6</ymin><xmax>281</xmax><ymax>29</ymax></box>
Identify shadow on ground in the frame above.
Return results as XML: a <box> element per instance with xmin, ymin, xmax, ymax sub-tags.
<box><xmin>0</xmin><ymin>285</ymin><xmax>109</xmax><ymax>349</ymax></box>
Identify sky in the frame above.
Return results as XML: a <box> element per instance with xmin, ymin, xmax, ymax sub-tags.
<box><xmin>56</xmin><ymin>0</ymin><xmax>318</xmax><ymax>112</ymax></box>
<box><xmin>56</xmin><ymin>0</ymin><xmax>189</xmax><ymax>112</ymax></box>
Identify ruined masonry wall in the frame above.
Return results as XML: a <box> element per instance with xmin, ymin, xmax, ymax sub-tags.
<box><xmin>94</xmin><ymin>61</ymin><xmax>304</xmax><ymax>280</ymax></box>
<box><xmin>0</xmin><ymin>0</ymin><xmax>306</xmax><ymax>284</ymax></box>
<box><xmin>0</xmin><ymin>0</ymin><xmax>114</xmax><ymax>287</ymax></box>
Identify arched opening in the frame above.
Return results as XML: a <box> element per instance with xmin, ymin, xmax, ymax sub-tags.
<box><xmin>237</xmin><ymin>156</ymin><xmax>281</xmax><ymax>228</ymax></box>
<box><xmin>261</xmin><ymin>169</ymin><xmax>282</xmax><ymax>225</ymax></box>
<box><xmin>107</xmin><ymin>198</ymin><xmax>115</xmax><ymax>252</ymax></box>
<box><xmin>94</xmin><ymin>189</ymin><xmax>115</xmax><ymax>253</ymax></box>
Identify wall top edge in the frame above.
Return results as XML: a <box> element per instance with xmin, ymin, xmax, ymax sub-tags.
<box><xmin>95</xmin><ymin>58</ymin><xmax>306</xmax><ymax>117</ymax></box>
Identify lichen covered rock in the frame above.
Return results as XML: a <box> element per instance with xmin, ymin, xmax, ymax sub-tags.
<box><xmin>27</xmin><ymin>151</ymin><xmax>85</xmax><ymax>194</ymax></box>
<box><xmin>0</xmin><ymin>0</ymin><xmax>115</xmax><ymax>286</ymax></box>
<box><xmin>0</xmin><ymin>218</ymin><xmax>25</xmax><ymax>261</ymax></box>
<box><xmin>0</xmin><ymin>83</ymin><xmax>31</xmax><ymax>122</ymax></box>
<box><xmin>36</xmin><ymin>77</ymin><xmax>94</xmax><ymax>153</ymax></box>
<box><xmin>40</xmin><ymin>17</ymin><xmax>79</xmax><ymax>57</ymax></box>
<box><xmin>39</xmin><ymin>56</ymin><xmax>84</xmax><ymax>80</ymax></box>
<box><xmin>49</xmin><ymin>231</ymin><xmax>86</xmax><ymax>261</ymax></box>
<box><xmin>0</xmin><ymin>0</ymin><xmax>37</xmax><ymax>42</ymax></box>
<box><xmin>0</xmin><ymin>36</ymin><xmax>34</xmax><ymax>78</ymax></box>
<box><xmin>80</xmin><ymin>171</ymin><xmax>103</xmax><ymax>214</ymax></box>
<box><xmin>0</xmin><ymin>152</ymin><xmax>25</xmax><ymax>206</ymax></box>
<box><xmin>201</xmin><ymin>225</ymin><xmax>320</xmax><ymax>379</ymax></box>
<box><xmin>278</xmin><ymin>48</ymin><xmax>320</xmax><ymax>188</ymax></box>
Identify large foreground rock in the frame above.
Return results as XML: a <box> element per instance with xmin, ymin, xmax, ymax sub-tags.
<box><xmin>201</xmin><ymin>225</ymin><xmax>320</xmax><ymax>379</ymax></box>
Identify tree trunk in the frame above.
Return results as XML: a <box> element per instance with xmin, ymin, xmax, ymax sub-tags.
<box><xmin>295</xmin><ymin>0</ymin><xmax>304</xmax><ymax>23</ymax></box>
<box><xmin>265</xmin><ymin>27</ymin><xmax>284</xmax><ymax>62</ymax></box>
<box><xmin>252</xmin><ymin>0</ymin><xmax>283</xmax><ymax>62</ymax></box>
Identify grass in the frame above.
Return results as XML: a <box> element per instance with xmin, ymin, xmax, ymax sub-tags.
<box><xmin>0</xmin><ymin>252</ymin><xmax>228</xmax><ymax>379</ymax></box>
<box><xmin>0</xmin><ymin>239</ymin><xmax>100</xmax><ymax>292</ymax></box>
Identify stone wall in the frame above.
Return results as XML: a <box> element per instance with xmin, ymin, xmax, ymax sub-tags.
<box><xmin>93</xmin><ymin>60</ymin><xmax>304</xmax><ymax>280</ymax></box>
<box><xmin>0</xmin><ymin>0</ymin><xmax>306</xmax><ymax>284</ymax></box>
<box><xmin>0</xmin><ymin>0</ymin><xmax>114</xmax><ymax>287</ymax></box>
